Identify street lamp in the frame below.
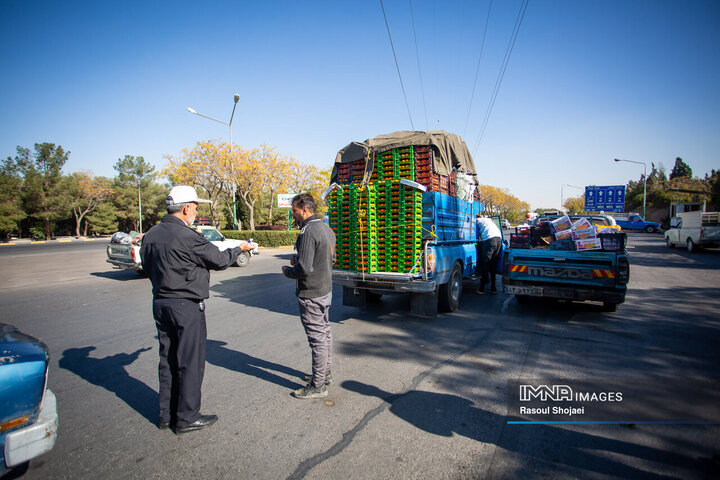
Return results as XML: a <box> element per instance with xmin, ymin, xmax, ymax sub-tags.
<box><xmin>187</xmin><ymin>94</ymin><xmax>241</xmax><ymax>230</ymax></box>
<box><xmin>614</xmin><ymin>158</ymin><xmax>647</xmax><ymax>219</ymax></box>
<box><xmin>561</xmin><ymin>183</ymin><xmax>583</xmax><ymax>211</ymax></box>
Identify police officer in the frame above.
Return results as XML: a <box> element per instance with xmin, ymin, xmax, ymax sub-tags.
<box><xmin>141</xmin><ymin>185</ymin><xmax>254</xmax><ymax>434</ymax></box>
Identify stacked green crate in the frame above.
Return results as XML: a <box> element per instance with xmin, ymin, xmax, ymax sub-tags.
<box><xmin>398</xmin><ymin>146</ymin><xmax>415</xmax><ymax>181</ymax></box>
<box><xmin>403</xmin><ymin>186</ymin><xmax>423</xmax><ymax>271</ymax></box>
<box><xmin>354</xmin><ymin>184</ymin><xmax>379</xmax><ymax>273</ymax></box>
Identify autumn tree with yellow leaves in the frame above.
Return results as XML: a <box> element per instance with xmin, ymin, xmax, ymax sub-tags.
<box><xmin>163</xmin><ymin>140</ymin><xmax>323</xmax><ymax>230</ymax></box>
<box><xmin>476</xmin><ymin>185</ymin><xmax>530</xmax><ymax>222</ymax></box>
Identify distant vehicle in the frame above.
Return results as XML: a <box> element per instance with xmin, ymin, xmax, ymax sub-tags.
<box><xmin>0</xmin><ymin>324</ymin><xmax>58</xmax><ymax>476</ymax></box>
<box><xmin>613</xmin><ymin>213</ymin><xmax>661</xmax><ymax>233</ymax></box>
<box><xmin>195</xmin><ymin>225</ymin><xmax>258</xmax><ymax>267</ymax></box>
<box><xmin>501</xmin><ymin>219</ymin><xmax>511</xmax><ymax>230</ymax></box>
<box><xmin>106</xmin><ymin>232</ymin><xmax>142</xmax><ymax>272</ymax></box>
<box><xmin>106</xmin><ymin>227</ymin><xmax>258</xmax><ymax>270</ymax></box>
<box><xmin>664</xmin><ymin>211</ymin><xmax>720</xmax><ymax>252</ymax></box>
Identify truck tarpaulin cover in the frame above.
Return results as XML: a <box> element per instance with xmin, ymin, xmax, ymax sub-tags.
<box><xmin>331</xmin><ymin>130</ymin><xmax>476</xmax><ymax>183</ymax></box>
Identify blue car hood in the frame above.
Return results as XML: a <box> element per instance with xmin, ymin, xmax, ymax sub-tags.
<box><xmin>0</xmin><ymin>324</ymin><xmax>49</xmax><ymax>425</ymax></box>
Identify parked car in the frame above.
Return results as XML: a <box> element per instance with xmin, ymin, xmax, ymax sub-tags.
<box><xmin>0</xmin><ymin>324</ymin><xmax>58</xmax><ymax>476</ymax></box>
<box><xmin>501</xmin><ymin>219</ymin><xmax>511</xmax><ymax>230</ymax></box>
<box><xmin>107</xmin><ymin>227</ymin><xmax>258</xmax><ymax>271</ymax></box>
<box><xmin>195</xmin><ymin>226</ymin><xmax>259</xmax><ymax>267</ymax></box>
<box><xmin>613</xmin><ymin>213</ymin><xmax>661</xmax><ymax>233</ymax></box>
<box><xmin>664</xmin><ymin>211</ymin><xmax>720</xmax><ymax>252</ymax></box>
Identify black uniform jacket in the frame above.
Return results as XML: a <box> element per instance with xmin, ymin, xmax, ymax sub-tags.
<box><xmin>140</xmin><ymin>215</ymin><xmax>240</xmax><ymax>300</ymax></box>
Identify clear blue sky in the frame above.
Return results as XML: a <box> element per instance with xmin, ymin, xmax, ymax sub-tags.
<box><xmin>2</xmin><ymin>0</ymin><xmax>718</xmax><ymax>210</ymax></box>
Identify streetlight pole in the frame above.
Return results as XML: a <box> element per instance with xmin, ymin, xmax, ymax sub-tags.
<box><xmin>187</xmin><ymin>94</ymin><xmax>241</xmax><ymax>230</ymax></box>
<box><xmin>614</xmin><ymin>158</ymin><xmax>647</xmax><ymax>219</ymax></box>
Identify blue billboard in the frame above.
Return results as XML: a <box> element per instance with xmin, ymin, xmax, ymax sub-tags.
<box><xmin>584</xmin><ymin>185</ymin><xmax>625</xmax><ymax>212</ymax></box>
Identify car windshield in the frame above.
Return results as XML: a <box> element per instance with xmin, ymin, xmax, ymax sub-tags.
<box><xmin>202</xmin><ymin>229</ymin><xmax>223</xmax><ymax>242</ymax></box>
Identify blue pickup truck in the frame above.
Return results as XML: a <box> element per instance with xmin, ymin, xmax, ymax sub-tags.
<box><xmin>614</xmin><ymin>214</ymin><xmax>661</xmax><ymax>233</ymax></box>
<box><xmin>334</xmin><ymin>190</ymin><xmax>488</xmax><ymax>317</ymax></box>
<box><xmin>502</xmin><ymin>217</ymin><xmax>629</xmax><ymax>312</ymax></box>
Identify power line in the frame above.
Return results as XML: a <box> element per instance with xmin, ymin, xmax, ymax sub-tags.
<box><xmin>380</xmin><ymin>0</ymin><xmax>415</xmax><ymax>130</ymax></box>
<box><xmin>473</xmin><ymin>0</ymin><xmax>529</xmax><ymax>154</ymax></box>
<box><xmin>409</xmin><ymin>0</ymin><xmax>428</xmax><ymax>130</ymax></box>
<box><xmin>463</xmin><ymin>0</ymin><xmax>493</xmax><ymax>138</ymax></box>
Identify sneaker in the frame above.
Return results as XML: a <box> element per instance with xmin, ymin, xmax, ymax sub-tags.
<box><xmin>293</xmin><ymin>384</ymin><xmax>329</xmax><ymax>399</ymax></box>
<box><xmin>476</xmin><ymin>288</ymin><xmax>485</xmax><ymax>295</ymax></box>
<box><xmin>489</xmin><ymin>286</ymin><xmax>497</xmax><ymax>294</ymax></box>
<box><xmin>303</xmin><ymin>373</ymin><xmax>335</xmax><ymax>386</ymax></box>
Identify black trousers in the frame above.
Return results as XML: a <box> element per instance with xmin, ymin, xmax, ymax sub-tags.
<box><xmin>152</xmin><ymin>298</ymin><xmax>206</xmax><ymax>427</ymax></box>
<box><xmin>475</xmin><ymin>237</ymin><xmax>501</xmax><ymax>286</ymax></box>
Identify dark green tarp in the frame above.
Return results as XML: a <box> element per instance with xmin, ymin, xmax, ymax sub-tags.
<box><xmin>331</xmin><ymin>130</ymin><xmax>477</xmax><ymax>184</ymax></box>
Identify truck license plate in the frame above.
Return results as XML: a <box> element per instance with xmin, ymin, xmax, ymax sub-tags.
<box><xmin>504</xmin><ymin>286</ymin><xmax>543</xmax><ymax>296</ymax></box>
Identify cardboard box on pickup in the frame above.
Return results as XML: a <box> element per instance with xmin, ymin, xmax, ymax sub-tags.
<box><xmin>575</xmin><ymin>238</ymin><xmax>602</xmax><ymax>251</ymax></box>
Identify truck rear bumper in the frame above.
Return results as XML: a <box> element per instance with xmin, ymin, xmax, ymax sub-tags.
<box><xmin>106</xmin><ymin>259</ymin><xmax>142</xmax><ymax>271</ymax></box>
<box><xmin>503</xmin><ymin>279</ymin><xmax>626</xmax><ymax>304</ymax></box>
<box><xmin>332</xmin><ymin>270</ymin><xmax>437</xmax><ymax>293</ymax></box>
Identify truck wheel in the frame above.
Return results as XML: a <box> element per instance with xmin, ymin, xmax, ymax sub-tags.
<box><xmin>439</xmin><ymin>262</ymin><xmax>462</xmax><ymax>312</ymax></box>
<box><xmin>687</xmin><ymin>238</ymin><xmax>696</xmax><ymax>253</ymax></box>
<box><xmin>235</xmin><ymin>251</ymin><xmax>251</xmax><ymax>267</ymax></box>
<box><xmin>645</xmin><ymin>226</ymin><xmax>656</xmax><ymax>233</ymax></box>
<box><xmin>665</xmin><ymin>237</ymin><xmax>675</xmax><ymax>249</ymax></box>
<box><xmin>366</xmin><ymin>291</ymin><xmax>383</xmax><ymax>303</ymax></box>
<box><xmin>602</xmin><ymin>302</ymin><xmax>618</xmax><ymax>312</ymax></box>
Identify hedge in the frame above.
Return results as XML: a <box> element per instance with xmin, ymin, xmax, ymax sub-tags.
<box><xmin>221</xmin><ymin>229</ymin><xmax>299</xmax><ymax>247</ymax></box>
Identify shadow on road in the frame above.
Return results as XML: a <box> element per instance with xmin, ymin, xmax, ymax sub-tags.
<box><xmin>206</xmin><ymin>339</ymin><xmax>305</xmax><ymax>390</ymax></box>
<box><xmin>212</xmin><ymin>273</ymin><xmax>298</xmax><ymax>316</ymax></box>
<box><xmin>89</xmin><ymin>270</ymin><xmax>147</xmax><ymax>281</ymax></box>
<box><xmin>342</xmin><ymin>380</ymin><xmax>715</xmax><ymax>479</ymax></box>
<box><xmin>59</xmin><ymin>346</ymin><xmax>157</xmax><ymax>425</ymax></box>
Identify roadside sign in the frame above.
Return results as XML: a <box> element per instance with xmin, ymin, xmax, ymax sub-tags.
<box><xmin>275</xmin><ymin>193</ymin><xmax>297</xmax><ymax>210</ymax></box>
<box><xmin>585</xmin><ymin>185</ymin><xmax>625</xmax><ymax>212</ymax></box>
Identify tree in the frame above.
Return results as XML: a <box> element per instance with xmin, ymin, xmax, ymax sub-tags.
<box><xmin>670</xmin><ymin>157</ymin><xmax>692</xmax><ymax>180</ymax></box>
<box><xmin>162</xmin><ymin>140</ymin><xmax>233</xmax><ymax>228</ymax></box>
<box><xmin>0</xmin><ymin>154</ymin><xmax>27</xmax><ymax>238</ymax></box>
<box><xmin>86</xmin><ymin>201</ymin><xmax>119</xmax><ymax>235</ymax></box>
<box><xmin>68</xmin><ymin>172</ymin><xmax>113</xmax><ymax>237</ymax></box>
<box><xmin>564</xmin><ymin>196</ymin><xmax>585</xmax><ymax>214</ymax></box>
<box><xmin>21</xmin><ymin>143</ymin><xmax>71</xmax><ymax>240</ymax></box>
<box><xmin>476</xmin><ymin>185</ymin><xmax>530</xmax><ymax>222</ymax></box>
<box><xmin>113</xmin><ymin>155</ymin><xmax>156</xmax><ymax>233</ymax></box>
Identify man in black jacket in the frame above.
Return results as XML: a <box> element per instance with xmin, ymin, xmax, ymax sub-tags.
<box><xmin>282</xmin><ymin>193</ymin><xmax>336</xmax><ymax>399</ymax></box>
<box><xmin>141</xmin><ymin>185</ymin><xmax>253</xmax><ymax>434</ymax></box>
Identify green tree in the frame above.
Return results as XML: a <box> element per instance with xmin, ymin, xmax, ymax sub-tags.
<box><xmin>68</xmin><ymin>172</ymin><xmax>114</xmax><ymax>237</ymax></box>
<box><xmin>563</xmin><ymin>196</ymin><xmax>585</xmax><ymax>214</ymax></box>
<box><xmin>706</xmin><ymin>170</ymin><xmax>720</xmax><ymax>211</ymax></box>
<box><xmin>86</xmin><ymin>201</ymin><xmax>119</xmax><ymax>235</ymax></box>
<box><xmin>0</xmin><ymin>154</ymin><xmax>27</xmax><ymax>239</ymax></box>
<box><xmin>670</xmin><ymin>157</ymin><xmax>692</xmax><ymax>180</ymax></box>
<box><xmin>21</xmin><ymin>143</ymin><xmax>71</xmax><ymax>240</ymax></box>
<box><xmin>113</xmin><ymin>155</ymin><xmax>156</xmax><ymax>233</ymax></box>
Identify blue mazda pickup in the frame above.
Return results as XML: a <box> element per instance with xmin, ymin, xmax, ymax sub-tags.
<box><xmin>1</xmin><ymin>324</ymin><xmax>58</xmax><ymax>476</ymax></box>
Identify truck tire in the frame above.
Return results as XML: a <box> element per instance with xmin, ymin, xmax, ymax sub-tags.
<box><xmin>645</xmin><ymin>226</ymin><xmax>656</xmax><ymax>233</ymax></box>
<box><xmin>235</xmin><ymin>251</ymin><xmax>251</xmax><ymax>267</ymax></box>
<box><xmin>602</xmin><ymin>301</ymin><xmax>618</xmax><ymax>312</ymax></box>
<box><xmin>687</xmin><ymin>238</ymin><xmax>697</xmax><ymax>253</ymax></box>
<box><xmin>366</xmin><ymin>291</ymin><xmax>383</xmax><ymax>303</ymax></box>
<box><xmin>439</xmin><ymin>262</ymin><xmax>462</xmax><ymax>312</ymax></box>
<box><xmin>666</xmin><ymin>237</ymin><xmax>675</xmax><ymax>248</ymax></box>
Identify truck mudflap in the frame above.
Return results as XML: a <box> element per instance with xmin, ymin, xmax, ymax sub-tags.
<box><xmin>332</xmin><ymin>270</ymin><xmax>437</xmax><ymax>293</ymax></box>
<box><xmin>503</xmin><ymin>280</ymin><xmax>626</xmax><ymax>304</ymax></box>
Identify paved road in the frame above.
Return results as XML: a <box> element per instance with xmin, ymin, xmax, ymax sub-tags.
<box><xmin>1</xmin><ymin>235</ymin><xmax>719</xmax><ymax>479</ymax></box>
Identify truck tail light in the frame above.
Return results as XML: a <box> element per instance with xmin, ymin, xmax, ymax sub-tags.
<box><xmin>131</xmin><ymin>248</ymin><xmax>136</xmax><ymax>262</ymax></box>
<box><xmin>616</xmin><ymin>256</ymin><xmax>630</xmax><ymax>284</ymax></box>
<box><xmin>425</xmin><ymin>251</ymin><xmax>436</xmax><ymax>274</ymax></box>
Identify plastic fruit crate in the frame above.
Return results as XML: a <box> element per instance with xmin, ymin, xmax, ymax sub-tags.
<box><xmin>598</xmin><ymin>232</ymin><xmax>627</xmax><ymax>251</ymax></box>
